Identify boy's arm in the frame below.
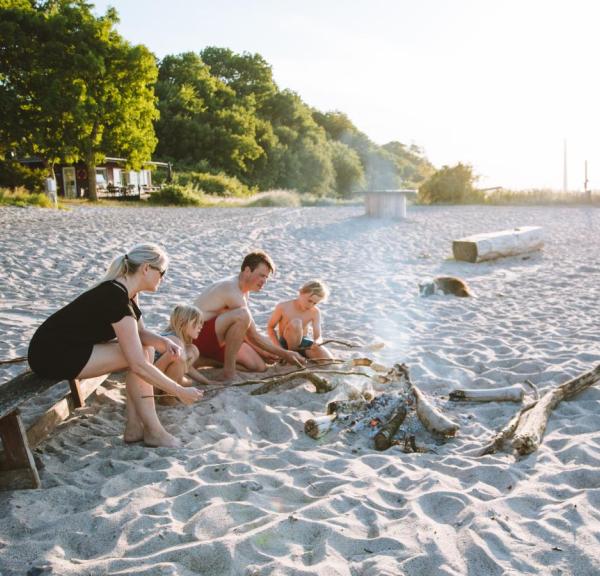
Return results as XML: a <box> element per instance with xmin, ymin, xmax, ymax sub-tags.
<box><xmin>311</xmin><ymin>308</ymin><xmax>323</xmax><ymax>343</ymax></box>
<box><xmin>267</xmin><ymin>305</ymin><xmax>284</xmax><ymax>347</ymax></box>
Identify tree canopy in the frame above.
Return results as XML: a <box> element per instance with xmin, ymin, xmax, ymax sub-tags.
<box><xmin>0</xmin><ymin>3</ymin><xmax>436</xmax><ymax>199</ymax></box>
<box><xmin>0</xmin><ymin>0</ymin><xmax>158</xmax><ymax>199</ymax></box>
<box><xmin>419</xmin><ymin>163</ymin><xmax>483</xmax><ymax>204</ymax></box>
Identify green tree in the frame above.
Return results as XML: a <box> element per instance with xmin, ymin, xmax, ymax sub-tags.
<box><xmin>330</xmin><ymin>140</ymin><xmax>365</xmax><ymax>197</ymax></box>
<box><xmin>155</xmin><ymin>52</ymin><xmax>262</xmax><ymax>177</ymax></box>
<box><xmin>200</xmin><ymin>46</ymin><xmax>277</xmax><ymax>109</ymax></box>
<box><xmin>0</xmin><ymin>0</ymin><xmax>159</xmax><ymax>200</ymax></box>
<box><xmin>419</xmin><ymin>163</ymin><xmax>482</xmax><ymax>204</ymax></box>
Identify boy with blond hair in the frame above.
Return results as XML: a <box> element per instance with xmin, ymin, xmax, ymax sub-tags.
<box><xmin>267</xmin><ymin>280</ymin><xmax>333</xmax><ymax>360</ymax></box>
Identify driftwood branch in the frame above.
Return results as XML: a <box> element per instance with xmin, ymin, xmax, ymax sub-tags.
<box><xmin>0</xmin><ymin>356</ymin><xmax>27</xmax><ymax>366</ymax></box>
<box><xmin>374</xmin><ymin>403</ymin><xmax>407</xmax><ymax>451</ymax></box>
<box><xmin>397</xmin><ymin>364</ymin><xmax>459</xmax><ymax>437</ymax></box>
<box><xmin>511</xmin><ymin>364</ymin><xmax>600</xmax><ymax>456</ymax></box>
<box><xmin>449</xmin><ymin>385</ymin><xmax>524</xmax><ymax>402</ymax></box>
<box><xmin>478</xmin><ymin>399</ymin><xmax>539</xmax><ymax>456</ymax></box>
<box><xmin>319</xmin><ymin>339</ymin><xmax>360</xmax><ymax>348</ymax></box>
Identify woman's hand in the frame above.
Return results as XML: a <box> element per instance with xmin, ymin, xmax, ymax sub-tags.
<box><xmin>176</xmin><ymin>386</ymin><xmax>203</xmax><ymax>405</ymax></box>
<box><xmin>162</xmin><ymin>337</ymin><xmax>182</xmax><ymax>361</ymax></box>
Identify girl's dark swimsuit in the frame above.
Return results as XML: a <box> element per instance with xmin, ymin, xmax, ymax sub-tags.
<box><xmin>28</xmin><ymin>280</ymin><xmax>141</xmax><ymax>379</ymax></box>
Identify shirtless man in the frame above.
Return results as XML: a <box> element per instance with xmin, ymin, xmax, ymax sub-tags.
<box><xmin>193</xmin><ymin>251</ymin><xmax>305</xmax><ymax>380</ymax></box>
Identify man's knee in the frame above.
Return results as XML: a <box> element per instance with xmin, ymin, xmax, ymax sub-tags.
<box><xmin>232</xmin><ymin>307</ymin><xmax>252</xmax><ymax>328</ymax></box>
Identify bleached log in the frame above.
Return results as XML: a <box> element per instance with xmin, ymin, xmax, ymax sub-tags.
<box><xmin>304</xmin><ymin>414</ymin><xmax>336</xmax><ymax>439</ymax></box>
<box><xmin>452</xmin><ymin>226</ymin><xmax>543</xmax><ymax>263</ymax></box>
<box><xmin>449</xmin><ymin>385</ymin><xmax>524</xmax><ymax>402</ymax></box>
<box><xmin>395</xmin><ymin>363</ymin><xmax>459</xmax><ymax>437</ymax></box>
<box><xmin>478</xmin><ymin>399</ymin><xmax>538</xmax><ymax>456</ymax></box>
<box><xmin>512</xmin><ymin>364</ymin><xmax>600</xmax><ymax>455</ymax></box>
<box><xmin>374</xmin><ymin>403</ymin><xmax>407</xmax><ymax>451</ymax></box>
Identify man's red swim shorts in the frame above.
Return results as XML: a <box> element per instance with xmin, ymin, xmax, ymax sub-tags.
<box><xmin>193</xmin><ymin>316</ymin><xmax>225</xmax><ymax>363</ymax></box>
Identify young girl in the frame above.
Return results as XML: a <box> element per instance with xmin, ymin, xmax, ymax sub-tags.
<box><xmin>267</xmin><ymin>280</ymin><xmax>333</xmax><ymax>361</ymax></box>
<box><xmin>27</xmin><ymin>243</ymin><xmax>203</xmax><ymax>448</ymax></box>
<box><xmin>155</xmin><ymin>305</ymin><xmax>211</xmax><ymax>391</ymax></box>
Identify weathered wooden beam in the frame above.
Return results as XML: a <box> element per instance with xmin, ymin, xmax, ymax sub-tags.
<box><xmin>0</xmin><ymin>411</ymin><xmax>40</xmax><ymax>490</ymax></box>
<box><xmin>453</xmin><ymin>226</ymin><xmax>543</xmax><ymax>263</ymax></box>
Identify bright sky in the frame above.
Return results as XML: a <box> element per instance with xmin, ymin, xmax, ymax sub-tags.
<box><xmin>93</xmin><ymin>0</ymin><xmax>600</xmax><ymax>191</ymax></box>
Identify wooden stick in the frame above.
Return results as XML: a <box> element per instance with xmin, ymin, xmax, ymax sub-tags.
<box><xmin>374</xmin><ymin>403</ymin><xmax>408</xmax><ymax>450</ymax></box>
<box><xmin>449</xmin><ymin>385</ymin><xmax>524</xmax><ymax>402</ymax></box>
<box><xmin>398</xmin><ymin>364</ymin><xmax>459</xmax><ymax>437</ymax></box>
<box><xmin>319</xmin><ymin>339</ymin><xmax>361</xmax><ymax>348</ymax></box>
<box><xmin>0</xmin><ymin>356</ymin><xmax>27</xmax><ymax>366</ymax></box>
<box><xmin>512</xmin><ymin>364</ymin><xmax>600</xmax><ymax>456</ymax></box>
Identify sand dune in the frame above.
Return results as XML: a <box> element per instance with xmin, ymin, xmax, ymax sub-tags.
<box><xmin>1</xmin><ymin>204</ymin><xmax>599</xmax><ymax>575</ymax></box>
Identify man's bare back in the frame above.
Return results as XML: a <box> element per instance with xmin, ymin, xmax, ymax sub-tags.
<box><xmin>191</xmin><ymin>252</ymin><xmax>305</xmax><ymax>380</ymax></box>
<box><xmin>193</xmin><ymin>275</ymin><xmax>247</xmax><ymax>321</ymax></box>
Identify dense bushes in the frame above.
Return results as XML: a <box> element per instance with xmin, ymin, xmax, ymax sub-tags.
<box><xmin>419</xmin><ymin>163</ymin><xmax>484</xmax><ymax>204</ymax></box>
<box><xmin>147</xmin><ymin>185</ymin><xmax>203</xmax><ymax>206</ymax></box>
<box><xmin>0</xmin><ymin>187</ymin><xmax>54</xmax><ymax>207</ymax></box>
<box><xmin>175</xmin><ymin>172</ymin><xmax>252</xmax><ymax>197</ymax></box>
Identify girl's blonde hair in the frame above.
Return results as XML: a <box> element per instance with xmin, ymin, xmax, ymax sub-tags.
<box><xmin>101</xmin><ymin>243</ymin><xmax>169</xmax><ymax>284</ymax></box>
<box><xmin>168</xmin><ymin>305</ymin><xmax>203</xmax><ymax>345</ymax></box>
<box><xmin>300</xmin><ymin>279</ymin><xmax>329</xmax><ymax>301</ymax></box>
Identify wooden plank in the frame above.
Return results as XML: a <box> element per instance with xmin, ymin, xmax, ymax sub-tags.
<box><xmin>0</xmin><ymin>371</ymin><xmax>61</xmax><ymax>420</ymax></box>
<box><xmin>0</xmin><ymin>411</ymin><xmax>40</xmax><ymax>490</ymax></box>
<box><xmin>453</xmin><ymin>226</ymin><xmax>544</xmax><ymax>263</ymax></box>
<box><xmin>27</xmin><ymin>374</ymin><xmax>110</xmax><ymax>449</ymax></box>
<box><xmin>69</xmin><ymin>378</ymin><xmax>84</xmax><ymax>408</ymax></box>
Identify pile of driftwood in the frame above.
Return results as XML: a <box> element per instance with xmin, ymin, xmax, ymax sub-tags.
<box><xmin>302</xmin><ymin>363</ymin><xmax>459</xmax><ymax>452</ymax></box>
<box><xmin>449</xmin><ymin>364</ymin><xmax>600</xmax><ymax>456</ymax></box>
<box><xmin>233</xmin><ymin>346</ymin><xmax>600</xmax><ymax>458</ymax></box>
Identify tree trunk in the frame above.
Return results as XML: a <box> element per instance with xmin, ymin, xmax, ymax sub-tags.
<box><xmin>453</xmin><ymin>226</ymin><xmax>543</xmax><ymax>263</ymax></box>
<box><xmin>87</xmin><ymin>156</ymin><xmax>97</xmax><ymax>201</ymax></box>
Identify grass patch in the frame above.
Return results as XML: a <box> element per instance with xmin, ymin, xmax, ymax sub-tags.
<box><xmin>0</xmin><ymin>187</ymin><xmax>55</xmax><ymax>208</ymax></box>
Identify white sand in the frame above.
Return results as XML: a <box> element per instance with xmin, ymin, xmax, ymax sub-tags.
<box><xmin>0</xmin><ymin>204</ymin><xmax>599</xmax><ymax>575</ymax></box>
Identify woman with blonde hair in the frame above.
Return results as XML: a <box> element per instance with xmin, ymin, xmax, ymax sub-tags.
<box><xmin>28</xmin><ymin>243</ymin><xmax>202</xmax><ymax>447</ymax></box>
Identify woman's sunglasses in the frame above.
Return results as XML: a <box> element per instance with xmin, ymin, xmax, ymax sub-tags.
<box><xmin>150</xmin><ymin>265</ymin><xmax>167</xmax><ymax>278</ymax></box>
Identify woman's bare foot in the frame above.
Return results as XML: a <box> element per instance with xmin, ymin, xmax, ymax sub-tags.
<box><xmin>143</xmin><ymin>429</ymin><xmax>181</xmax><ymax>448</ymax></box>
<box><xmin>124</xmin><ymin>421</ymin><xmax>144</xmax><ymax>443</ymax></box>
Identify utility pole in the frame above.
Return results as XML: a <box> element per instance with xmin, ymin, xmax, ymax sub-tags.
<box><xmin>584</xmin><ymin>160</ymin><xmax>591</xmax><ymax>202</ymax></box>
<box><xmin>563</xmin><ymin>139</ymin><xmax>568</xmax><ymax>193</ymax></box>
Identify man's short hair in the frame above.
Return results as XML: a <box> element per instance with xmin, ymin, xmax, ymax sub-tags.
<box><xmin>241</xmin><ymin>250</ymin><xmax>275</xmax><ymax>274</ymax></box>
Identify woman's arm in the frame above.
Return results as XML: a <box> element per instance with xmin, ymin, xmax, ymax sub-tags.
<box><xmin>138</xmin><ymin>326</ymin><xmax>182</xmax><ymax>358</ymax></box>
<box><xmin>113</xmin><ymin>317</ymin><xmax>201</xmax><ymax>404</ymax></box>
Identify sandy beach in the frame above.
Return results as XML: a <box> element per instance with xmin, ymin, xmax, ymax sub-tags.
<box><xmin>1</xmin><ymin>203</ymin><xmax>599</xmax><ymax>575</ymax></box>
